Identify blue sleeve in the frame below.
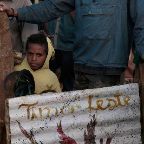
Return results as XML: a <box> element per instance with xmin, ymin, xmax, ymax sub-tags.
<box><xmin>17</xmin><ymin>0</ymin><xmax>75</xmax><ymax>24</ymax></box>
<box><xmin>132</xmin><ymin>0</ymin><xmax>144</xmax><ymax>59</ymax></box>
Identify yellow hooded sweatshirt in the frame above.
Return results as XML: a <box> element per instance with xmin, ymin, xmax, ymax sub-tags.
<box><xmin>14</xmin><ymin>37</ymin><xmax>61</xmax><ymax>94</ymax></box>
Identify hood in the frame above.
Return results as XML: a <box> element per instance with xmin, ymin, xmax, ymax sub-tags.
<box><xmin>14</xmin><ymin>37</ymin><xmax>55</xmax><ymax>72</ymax></box>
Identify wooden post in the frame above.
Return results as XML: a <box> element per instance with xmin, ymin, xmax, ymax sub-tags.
<box><xmin>135</xmin><ymin>63</ymin><xmax>144</xmax><ymax>143</ymax></box>
<box><xmin>0</xmin><ymin>12</ymin><xmax>14</xmax><ymax>144</ymax></box>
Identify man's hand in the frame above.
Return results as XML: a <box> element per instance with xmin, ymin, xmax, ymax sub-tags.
<box><xmin>0</xmin><ymin>2</ymin><xmax>17</xmax><ymax>16</ymax></box>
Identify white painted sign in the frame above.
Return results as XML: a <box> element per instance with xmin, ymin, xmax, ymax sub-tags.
<box><xmin>6</xmin><ymin>83</ymin><xmax>142</xmax><ymax>144</ymax></box>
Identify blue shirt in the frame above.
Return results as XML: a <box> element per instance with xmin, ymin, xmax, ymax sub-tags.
<box><xmin>17</xmin><ymin>0</ymin><xmax>144</xmax><ymax>74</ymax></box>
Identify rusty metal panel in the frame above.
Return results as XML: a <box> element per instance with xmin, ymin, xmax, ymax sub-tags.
<box><xmin>0</xmin><ymin>12</ymin><xmax>14</xmax><ymax>143</ymax></box>
<box><xmin>6</xmin><ymin>84</ymin><xmax>141</xmax><ymax>144</ymax></box>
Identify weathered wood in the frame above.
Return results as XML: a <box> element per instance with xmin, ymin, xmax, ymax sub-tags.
<box><xmin>5</xmin><ymin>101</ymin><xmax>11</xmax><ymax>144</ymax></box>
<box><xmin>135</xmin><ymin>63</ymin><xmax>144</xmax><ymax>143</ymax></box>
<box><xmin>0</xmin><ymin>12</ymin><xmax>14</xmax><ymax>143</ymax></box>
<box><xmin>138</xmin><ymin>64</ymin><xmax>144</xmax><ymax>143</ymax></box>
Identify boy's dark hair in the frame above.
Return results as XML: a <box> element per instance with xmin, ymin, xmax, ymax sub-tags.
<box><xmin>4</xmin><ymin>69</ymin><xmax>35</xmax><ymax>97</ymax></box>
<box><xmin>26</xmin><ymin>33</ymin><xmax>48</xmax><ymax>55</ymax></box>
<box><xmin>14</xmin><ymin>69</ymin><xmax>35</xmax><ymax>97</ymax></box>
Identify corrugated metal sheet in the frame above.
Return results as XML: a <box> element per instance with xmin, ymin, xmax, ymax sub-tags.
<box><xmin>6</xmin><ymin>83</ymin><xmax>142</xmax><ymax>144</ymax></box>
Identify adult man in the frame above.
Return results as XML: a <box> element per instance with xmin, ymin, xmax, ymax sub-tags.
<box><xmin>0</xmin><ymin>0</ymin><xmax>144</xmax><ymax>89</ymax></box>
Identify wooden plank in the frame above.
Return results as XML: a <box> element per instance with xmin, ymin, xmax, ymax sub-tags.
<box><xmin>137</xmin><ymin>63</ymin><xmax>144</xmax><ymax>143</ymax></box>
<box><xmin>0</xmin><ymin>12</ymin><xmax>14</xmax><ymax>143</ymax></box>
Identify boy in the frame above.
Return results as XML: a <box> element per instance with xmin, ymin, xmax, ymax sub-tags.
<box><xmin>14</xmin><ymin>33</ymin><xmax>61</xmax><ymax>94</ymax></box>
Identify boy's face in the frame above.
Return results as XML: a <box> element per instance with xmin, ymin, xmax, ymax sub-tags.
<box><xmin>26</xmin><ymin>43</ymin><xmax>47</xmax><ymax>71</ymax></box>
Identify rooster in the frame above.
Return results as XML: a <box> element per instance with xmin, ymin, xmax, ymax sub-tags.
<box><xmin>57</xmin><ymin>121</ymin><xmax>77</xmax><ymax>144</ymax></box>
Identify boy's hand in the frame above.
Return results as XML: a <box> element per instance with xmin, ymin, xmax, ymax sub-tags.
<box><xmin>0</xmin><ymin>2</ymin><xmax>17</xmax><ymax>16</ymax></box>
